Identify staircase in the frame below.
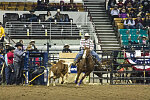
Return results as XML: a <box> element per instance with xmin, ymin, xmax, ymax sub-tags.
<box><xmin>84</xmin><ymin>0</ymin><xmax>120</xmax><ymax>50</ymax></box>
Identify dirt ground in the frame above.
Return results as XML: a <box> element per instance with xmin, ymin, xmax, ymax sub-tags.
<box><xmin>1</xmin><ymin>84</ymin><xmax>150</xmax><ymax>100</ymax></box>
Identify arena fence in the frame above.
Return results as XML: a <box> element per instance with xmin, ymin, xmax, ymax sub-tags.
<box><xmin>48</xmin><ymin>47</ymin><xmax>150</xmax><ymax>85</ymax></box>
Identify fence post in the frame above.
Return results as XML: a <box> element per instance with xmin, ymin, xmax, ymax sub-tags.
<box><xmin>110</xmin><ymin>51</ymin><xmax>114</xmax><ymax>85</ymax></box>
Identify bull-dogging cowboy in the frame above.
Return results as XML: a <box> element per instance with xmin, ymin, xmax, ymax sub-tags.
<box><xmin>73</xmin><ymin>33</ymin><xmax>101</xmax><ymax>66</ymax></box>
<box><xmin>14</xmin><ymin>42</ymin><xmax>26</xmax><ymax>85</ymax></box>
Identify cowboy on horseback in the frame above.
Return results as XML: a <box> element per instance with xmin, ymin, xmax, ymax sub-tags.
<box><xmin>73</xmin><ymin>33</ymin><xmax>101</xmax><ymax>66</ymax></box>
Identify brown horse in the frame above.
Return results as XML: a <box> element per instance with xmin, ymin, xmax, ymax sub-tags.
<box><xmin>75</xmin><ymin>48</ymin><xmax>95</xmax><ymax>86</ymax></box>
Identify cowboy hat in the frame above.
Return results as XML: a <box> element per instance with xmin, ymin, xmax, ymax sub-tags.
<box><xmin>84</xmin><ymin>33</ymin><xmax>90</xmax><ymax>37</ymax></box>
<box><xmin>142</xmin><ymin>35</ymin><xmax>147</xmax><ymax>39</ymax></box>
<box><xmin>15</xmin><ymin>42</ymin><xmax>23</xmax><ymax>47</ymax></box>
<box><xmin>8</xmin><ymin>46</ymin><xmax>15</xmax><ymax>51</ymax></box>
<box><xmin>30</xmin><ymin>40</ymin><xmax>35</xmax><ymax>43</ymax></box>
<box><xmin>64</xmin><ymin>44</ymin><xmax>69</xmax><ymax>47</ymax></box>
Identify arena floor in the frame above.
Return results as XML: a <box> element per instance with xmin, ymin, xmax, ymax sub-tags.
<box><xmin>1</xmin><ymin>84</ymin><xmax>150</xmax><ymax>100</ymax></box>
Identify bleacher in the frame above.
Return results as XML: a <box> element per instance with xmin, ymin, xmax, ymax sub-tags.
<box><xmin>119</xmin><ymin>29</ymin><xmax>148</xmax><ymax>46</ymax></box>
<box><xmin>0</xmin><ymin>2</ymin><xmax>84</xmax><ymax>11</ymax></box>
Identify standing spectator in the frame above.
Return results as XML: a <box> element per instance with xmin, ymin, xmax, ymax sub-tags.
<box><xmin>62</xmin><ymin>44</ymin><xmax>72</xmax><ymax>53</ymax></box>
<box><xmin>28</xmin><ymin>10</ymin><xmax>37</xmax><ymax>22</ymax></box>
<box><xmin>126</xmin><ymin>2</ymin><xmax>133</xmax><ymax>9</ymax></box>
<box><xmin>117</xmin><ymin>0</ymin><xmax>124</xmax><ymax>8</ymax></box>
<box><xmin>0</xmin><ymin>22</ymin><xmax>5</xmax><ymax>48</ymax></box>
<box><xmin>111</xmin><ymin>5</ymin><xmax>119</xmax><ymax>21</ymax></box>
<box><xmin>45</xmin><ymin>11</ymin><xmax>53</xmax><ymax>22</ymax></box>
<box><xmin>5</xmin><ymin>46</ymin><xmax>15</xmax><ymax>85</ymax></box>
<box><xmin>119</xmin><ymin>9</ymin><xmax>128</xmax><ymax>18</ymax></box>
<box><xmin>14</xmin><ymin>42</ymin><xmax>25</xmax><ymax>85</ymax></box>
<box><xmin>26</xmin><ymin>40</ymin><xmax>37</xmax><ymax>51</ymax></box>
<box><xmin>124</xmin><ymin>16</ymin><xmax>135</xmax><ymax>29</ymax></box>
<box><xmin>129</xmin><ymin>9</ymin><xmax>136</xmax><ymax>18</ymax></box>
<box><xmin>19</xmin><ymin>40</ymin><xmax>25</xmax><ymax>51</ymax></box>
<box><xmin>135</xmin><ymin>16</ymin><xmax>144</xmax><ymax>29</ymax></box>
<box><xmin>108</xmin><ymin>0</ymin><xmax>117</xmax><ymax>8</ymax></box>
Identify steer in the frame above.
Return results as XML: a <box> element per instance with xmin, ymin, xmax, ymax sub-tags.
<box><xmin>47</xmin><ymin>60</ymin><xmax>68</xmax><ymax>86</ymax></box>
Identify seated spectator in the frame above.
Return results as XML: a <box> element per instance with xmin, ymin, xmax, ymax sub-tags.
<box><xmin>62</xmin><ymin>44</ymin><xmax>72</xmax><ymax>53</ymax></box>
<box><xmin>64</xmin><ymin>14</ymin><xmax>70</xmax><ymax>22</ymax></box>
<box><xmin>136</xmin><ymin>7</ymin><xmax>145</xmax><ymax>18</ymax></box>
<box><xmin>119</xmin><ymin>9</ymin><xmax>127</xmax><ymax>18</ymax></box>
<box><xmin>142</xmin><ymin>0</ymin><xmax>150</xmax><ymax>13</ymax></box>
<box><xmin>26</xmin><ymin>40</ymin><xmax>37</xmax><ymax>51</ymax></box>
<box><xmin>126</xmin><ymin>2</ymin><xmax>133</xmax><ymax>9</ymax></box>
<box><xmin>133</xmin><ymin>0</ymin><xmax>141</xmax><ymax>8</ymax></box>
<box><xmin>45</xmin><ymin>11</ymin><xmax>53</xmax><ymax>22</ymax></box>
<box><xmin>120</xmin><ymin>5</ymin><xmax>128</xmax><ymax>14</ymax></box>
<box><xmin>124</xmin><ymin>16</ymin><xmax>135</xmax><ymax>29</ymax></box>
<box><xmin>51</xmin><ymin>3</ymin><xmax>58</xmax><ymax>11</ymax></box>
<box><xmin>117</xmin><ymin>0</ymin><xmax>124</xmax><ymax>8</ymax></box>
<box><xmin>124</xmin><ymin>0</ymin><xmax>133</xmax><ymax>6</ymax></box>
<box><xmin>108</xmin><ymin>0</ymin><xmax>117</xmax><ymax>9</ymax></box>
<box><xmin>111</xmin><ymin>5</ymin><xmax>119</xmax><ymax>21</ymax></box>
<box><xmin>129</xmin><ymin>9</ymin><xmax>136</xmax><ymax>18</ymax></box>
<box><xmin>59</xmin><ymin>1</ymin><xmax>66</xmax><ymax>11</ymax></box>
<box><xmin>28</xmin><ymin>10</ymin><xmax>37</xmax><ymax>22</ymax></box>
<box><xmin>141</xmin><ymin>36</ymin><xmax>148</xmax><ymax>45</ymax></box>
<box><xmin>135</xmin><ymin>16</ymin><xmax>144</xmax><ymax>29</ymax></box>
<box><xmin>54</xmin><ymin>9</ymin><xmax>64</xmax><ymax>23</ymax></box>
<box><xmin>68</xmin><ymin>3</ymin><xmax>77</xmax><ymax>11</ymax></box>
<box><xmin>143</xmin><ymin>15</ymin><xmax>150</xmax><ymax>29</ymax></box>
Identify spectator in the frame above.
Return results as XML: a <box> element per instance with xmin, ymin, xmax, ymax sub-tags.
<box><xmin>28</xmin><ymin>10</ymin><xmax>37</xmax><ymax>22</ymax></box>
<box><xmin>143</xmin><ymin>15</ymin><xmax>150</xmax><ymax>28</ymax></box>
<box><xmin>110</xmin><ymin>5</ymin><xmax>119</xmax><ymax>21</ymax></box>
<box><xmin>68</xmin><ymin>3</ymin><xmax>77</xmax><ymax>11</ymax></box>
<box><xmin>26</xmin><ymin>40</ymin><xmax>37</xmax><ymax>51</ymax></box>
<box><xmin>136</xmin><ymin>7</ymin><xmax>145</xmax><ymax>18</ymax></box>
<box><xmin>141</xmin><ymin>36</ymin><xmax>148</xmax><ymax>45</ymax></box>
<box><xmin>108</xmin><ymin>0</ymin><xmax>117</xmax><ymax>8</ymax></box>
<box><xmin>5</xmin><ymin>46</ymin><xmax>15</xmax><ymax>85</ymax></box>
<box><xmin>64</xmin><ymin>14</ymin><xmax>70</xmax><ymax>22</ymax></box>
<box><xmin>119</xmin><ymin>9</ymin><xmax>128</xmax><ymax>18</ymax></box>
<box><xmin>129</xmin><ymin>9</ymin><xmax>136</xmax><ymax>18</ymax></box>
<box><xmin>135</xmin><ymin>16</ymin><xmax>144</xmax><ymax>29</ymax></box>
<box><xmin>117</xmin><ymin>0</ymin><xmax>124</xmax><ymax>8</ymax></box>
<box><xmin>59</xmin><ymin>1</ymin><xmax>66</xmax><ymax>11</ymax></box>
<box><xmin>124</xmin><ymin>0</ymin><xmax>133</xmax><ymax>6</ymax></box>
<box><xmin>0</xmin><ymin>22</ymin><xmax>5</xmax><ymax>48</ymax></box>
<box><xmin>14</xmin><ymin>42</ymin><xmax>25</xmax><ymax>85</ymax></box>
<box><xmin>133</xmin><ymin>0</ymin><xmax>141</xmax><ymax>8</ymax></box>
<box><xmin>45</xmin><ymin>11</ymin><xmax>53</xmax><ymax>22</ymax></box>
<box><xmin>62</xmin><ymin>44</ymin><xmax>72</xmax><ymax>53</ymax></box>
<box><xmin>124</xmin><ymin>16</ymin><xmax>135</xmax><ymax>29</ymax></box>
<box><xmin>51</xmin><ymin>3</ymin><xmax>58</xmax><ymax>11</ymax></box>
<box><xmin>54</xmin><ymin>9</ymin><xmax>63</xmax><ymax>22</ymax></box>
<box><xmin>142</xmin><ymin>0</ymin><xmax>150</xmax><ymax>13</ymax></box>
<box><xmin>126</xmin><ymin>2</ymin><xmax>133</xmax><ymax>9</ymax></box>
<box><xmin>19</xmin><ymin>40</ymin><xmax>25</xmax><ymax>51</ymax></box>
<box><xmin>120</xmin><ymin>5</ymin><xmax>128</xmax><ymax>14</ymax></box>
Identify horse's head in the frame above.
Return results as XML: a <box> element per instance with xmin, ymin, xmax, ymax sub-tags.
<box><xmin>83</xmin><ymin>48</ymin><xmax>91</xmax><ymax>59</ymax></box>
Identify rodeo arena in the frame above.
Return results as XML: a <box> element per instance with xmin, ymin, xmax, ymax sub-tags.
<box><xmin>0</xmin><ymin>0</ymin><xmax>150</xmax><ymax>100</ymax></box>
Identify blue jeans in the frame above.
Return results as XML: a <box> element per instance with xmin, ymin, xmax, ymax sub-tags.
<box><xmin>74</xmin><ymin>50</ymin><xmax>101</xmax><ymax>62</ymax></box>
<box><xmin>136</xmin><ymin>23</ymin><xmax>144</xmax><ymax>29</ymax></box>
<box><xmin>5</xmin><ymin>64</ymin><xmax>14</xmax><ymax>85</ymax></box>
<box><xmin>124</xmin><ymin>25</ymin><xmax>135</xmax><ymax>29</ymax></box>
<box><xmin>14</xmin><ymin>62</ymin><xmax>22</xmax><ymax>85</ymax></box>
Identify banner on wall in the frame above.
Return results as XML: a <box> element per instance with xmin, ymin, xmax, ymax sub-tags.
<box><xmin>125</xmin><ymin>51</ymin><xmax>150</xmax><ymax>71</ymax></box>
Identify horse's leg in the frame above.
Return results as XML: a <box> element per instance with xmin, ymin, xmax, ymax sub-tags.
<box><xmin>75</xmin><ymin>71</ymin><xmax>81</xmax><ymax>84</ymax></box>
<box><xmin>47</xmin><ymin>69</ymin><xmax>51</xmax><ymax>87</ymax></box>
<box><xmin>65</xmin><ymin>72</ymin><xmax>68</xmax><ymax>84</ymax></box>
<box><xmin>77</xmin><ymin>72</ymin><xmax>90</xmax><ymax>86</ymax></box>
<box><xmin>61</xmin><ymin>74</ymin><xmax>64</xmax><ymax>84</ymax></box>
<box><xmin>53</xmin><ymin>76</ymin><xmax>56</xmax><ymax>86</ymax></box>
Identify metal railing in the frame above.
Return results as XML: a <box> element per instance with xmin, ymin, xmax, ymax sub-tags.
<box><xmin>5</xmin><ymin>22</ymin><xmax>95</xmax><ymax>39</ymax></box>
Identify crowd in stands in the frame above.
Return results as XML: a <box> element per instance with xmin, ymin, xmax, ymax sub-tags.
<box><xmin>36</xmin><ymin>0</ymin><xmax>78</xmax><ymax>11</ymax></box>
<box><xmin>108</xmin><ymin>0</ymin><xmax>150</xmax><ymax>30</ymax></box>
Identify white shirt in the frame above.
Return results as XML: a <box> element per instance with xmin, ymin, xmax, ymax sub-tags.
<box><xmin>111</xmin><ymin>9</ymin><xmax>120</xmax><ymax>16</ymax></box>
<box><xmin>124</xmin><ymin>20</ymin><xmax>135</xmax><ymax>26</ymax></box>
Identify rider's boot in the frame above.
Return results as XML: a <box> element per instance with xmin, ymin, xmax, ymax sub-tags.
<box><xmin>72</xmin><ymin>57</ymin><xmax>81</xmax><ymax>66</ymax></box>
